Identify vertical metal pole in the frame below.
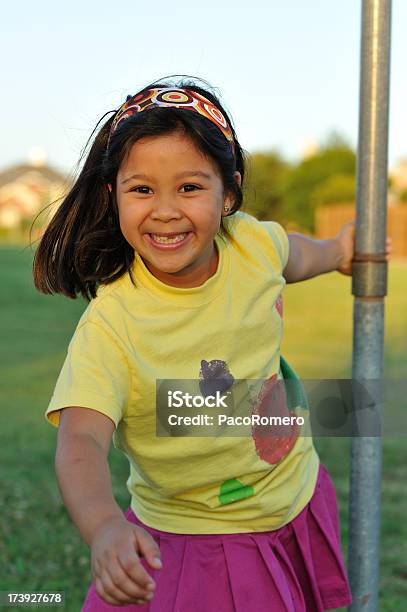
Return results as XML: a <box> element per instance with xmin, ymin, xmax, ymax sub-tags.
<box><xmin>348</xmin><ymin>1</ymin><xmax>392</xmax><ymax>611</ymax></box>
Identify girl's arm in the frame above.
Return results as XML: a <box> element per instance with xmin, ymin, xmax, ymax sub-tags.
<box><xmin>283</xmin><ymin>220</ymin><xmax>389</xmax><ymax>283</ymax></box>
<box><xmin>283</xmin><ymin>220</ymin><xmax>392</xmax><ymax>283</ymax></box>
<box><xmin>55</xmin><ymin>407</ymin><xmax>162</xmax><ymax>606</ymax></box>
<box><xmin>283</xmin><ymin>231</ymin><xmax>345</xmax><ymax>283</ymax></box>
<box><xmin>55</xmin><ymin>407</ymin><xmax>124</xmax><ymax>546</ymax></box>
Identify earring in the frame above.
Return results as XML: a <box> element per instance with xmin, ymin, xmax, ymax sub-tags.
<box><xmin>223</xmin><ymin>205</ymin><xmax>230</xmax><ymax>213</ymax></box>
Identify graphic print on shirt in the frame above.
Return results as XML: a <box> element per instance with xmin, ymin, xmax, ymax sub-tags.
<box><xmin>251</xmin><ymin>294</ymin><xmax>299</xmax><ymax>464</ymax></box>
<box><xmin>250</xmin><ymin>371</ymin><xmax>300</xmax><ymax>465</ymax></box>
<box><xmin>199</xmin><ymin>358</ymin><xmax>255</xmax><ymax>505</ymax></box>
<box><xmin>199</xmin><ymin>359</ymin><xmax>235</xmax><ymax>397</ymax></box>
<box><xmin>275</xmin><ymin>294</ymin><xmax>283</xmax><ymax>317</ymax></box>
<box><xmin>219</xmin><ymin>478</ymin><xmax>254</xmax><ymax>505</ymax></box>
<box><xmin>199</xmin><ymin>351</ymin><xmax>299</xmax><ymax>506</ymax></box>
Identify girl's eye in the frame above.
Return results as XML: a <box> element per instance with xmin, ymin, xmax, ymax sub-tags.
<box><xmin>181</xmin><ymin>184</ymin><xmax>201</xmax><ymax>192</ymax></box>
<box><xmin>130</xmin><ymin>184</ymin><xmax>201</xmax><ymax>194</ymax></box>
<box><xmin>131</xmin><ymin>186</ymin><xmax>151</xmax><ymax>194</ymax></box>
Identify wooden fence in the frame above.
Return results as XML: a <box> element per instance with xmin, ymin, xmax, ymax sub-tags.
<box><xmin>315</xmin><ymin>203</ymin><xmax>407</xmax><ymax>258</ymax></box>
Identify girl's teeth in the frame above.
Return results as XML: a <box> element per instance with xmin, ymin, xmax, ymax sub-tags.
<box><xmin>151</xmin><ymin>233</ymin><xmax>187</xmax><ymax>244</ymax></box>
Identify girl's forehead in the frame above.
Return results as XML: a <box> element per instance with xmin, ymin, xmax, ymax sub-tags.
<box><xmin>127</xmin><ymin>131</ymin><xmax>201</xmax><ymax>156</ymax></box>
<box><xmin>119</xmin><ymin>133</ymin><xmax>217</xmax><ymax>176</ymax></box>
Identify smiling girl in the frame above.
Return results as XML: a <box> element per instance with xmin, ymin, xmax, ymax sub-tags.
<box><xmin>33</xmin><ymin>77</ymin><xmax>358</xmax><ymax>611</ymax></box>
<box><xmin>113</xmin><ymin>129</ymin><xmax>240</xmax><ymax>288</ymax></box>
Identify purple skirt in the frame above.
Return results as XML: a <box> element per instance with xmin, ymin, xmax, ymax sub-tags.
<box><xmin>82</xmin><ymin>463</ymin><xmax>352</xmax><ymax>611</ymax></box>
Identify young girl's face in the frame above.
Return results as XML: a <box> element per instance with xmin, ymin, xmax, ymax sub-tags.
<box><xmin>115</xmin><ymin>130</ymin><xmax>241</xmax><ymax>288</ymax></box>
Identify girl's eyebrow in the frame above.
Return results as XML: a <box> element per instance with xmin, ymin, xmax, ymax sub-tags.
<box><xmin>121</xmin><ymin>170</ymin><xmax>212</xmax><ymax>184</ymax></box>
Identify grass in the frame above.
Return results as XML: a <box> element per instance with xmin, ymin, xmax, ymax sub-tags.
<box><xmin>0</xmin><ymin>243</ymin><xmax>406</xmax><ymax>611</ymax></box>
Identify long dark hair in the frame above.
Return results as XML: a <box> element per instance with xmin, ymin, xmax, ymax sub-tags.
<box><xmin>32</xmin><ymin>75</ymin><xmax>247</xmax><ymax>302</ymax></box>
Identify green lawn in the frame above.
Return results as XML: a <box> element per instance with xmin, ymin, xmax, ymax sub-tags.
<box><xmin>0</xmin><ymin>245</ymin><xmax>406</xmax><ymax>611</ymax></box>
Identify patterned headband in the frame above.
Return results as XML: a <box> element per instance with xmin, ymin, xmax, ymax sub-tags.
<box><xmin>107</xmin><ymin>87</ymin><xmax>235</xmax><ymax>153</ymax></box>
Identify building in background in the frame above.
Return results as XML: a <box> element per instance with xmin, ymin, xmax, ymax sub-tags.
<box><xmin>0</xmin><ymin>155</ymin><xmax>68</xmax><ymax>238</ymax></box>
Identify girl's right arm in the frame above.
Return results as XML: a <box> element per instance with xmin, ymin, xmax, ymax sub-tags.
<box><xmin>55</xmin><ymin>407</ymin><xmax>162</xmax><ymax>606</ymax></box>
<box><xmin>55</xmin><ymin>406</ymin><xmax>123</xmax><ymax>545</ymax></box>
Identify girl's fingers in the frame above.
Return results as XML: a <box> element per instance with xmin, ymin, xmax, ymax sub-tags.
<box><xmin>95</xmin><ymin>575</ymin><xmax>129</xmax><ymax>606</ymax></box>
<box><xmin>100</xmin><ymin>569</ymin><xmax>135</xmax><ymax>603</ymax></box>
<box><xmin>134</xmin><ymin>527</ymin><xmax>163</xmax><ymax>571</ymax></box>
<box><xmin>110</xmin><ymin>559</ymin><xmax>155</xmax><ymax>600</ymax></box>
<box><xmin>99</xmin><ymin>567</ymin><xmax>152</xmax><ymax>605</ymax></box>
<box><xmin>118</xmin><ymin>551</ymin><xmax>156</xmax><ymax>590</ymax></box>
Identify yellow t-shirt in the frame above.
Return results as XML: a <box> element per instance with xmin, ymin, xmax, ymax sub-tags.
<box><xmin>45</xmin><ymin>211</ymin><xmax>319</xmax><ymax>534</ymax></box>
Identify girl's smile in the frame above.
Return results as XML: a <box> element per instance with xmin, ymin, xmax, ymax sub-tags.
<box><xmin>145</xmin><ymin>231</ymin><xmax>194</xmax><ymax>250</ymax></box>
<box><xmin>115</xmin><ymin>130</ymin><xmax>241</xmax><ymax>289</ymax></box>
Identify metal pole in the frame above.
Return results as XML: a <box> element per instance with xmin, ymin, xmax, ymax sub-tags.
<box><xmin>348</xmin><ymin>1</ymin><xmax>392</xmax><ymax>611</ymax></box>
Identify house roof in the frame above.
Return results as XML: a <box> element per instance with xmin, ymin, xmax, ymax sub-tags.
<box><xmin>0</xmin><ymin>163</ymin><xmax>67</xmax><ymax>188</ymax></box>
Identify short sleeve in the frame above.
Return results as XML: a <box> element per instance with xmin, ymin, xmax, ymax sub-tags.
<box><xmin>45</xmin><ymin>320</ymin><xmax>131</xmax><ymax>429</ymax></box>
<box><xmin>260</xmin><ymin>221</ymin><xmax>290</xmax><ymax>272</ymax></box>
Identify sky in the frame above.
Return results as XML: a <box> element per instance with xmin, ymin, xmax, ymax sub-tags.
<box><xmin>2</xmin><ymin>0</ymin><xmax>406</xmax><ymax>175</ymax></box>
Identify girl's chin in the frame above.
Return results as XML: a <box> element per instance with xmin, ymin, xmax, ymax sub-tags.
<box><xmin>142</xmin><ymin>258</ymin><xmax>191</xmax><ymax>277</ymax></box>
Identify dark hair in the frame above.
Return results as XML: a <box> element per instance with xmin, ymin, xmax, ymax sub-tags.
<box><xmin>32</xmin><ymin>75</ymin><xmax>247</xmax><ymax>302</ymax></box>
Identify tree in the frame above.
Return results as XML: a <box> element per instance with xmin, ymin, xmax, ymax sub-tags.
<box><xmin>243</xmin><ymin>151</ymin><xmax>291</xmax><ymax>222</ymax></box>
<box><xmin>283</xmin><ymin>134</ymin><xmax>356</xmax><ymax>232</ymax></box>
<box><xmin>311</xmin><ymin>174</ymin><xmax>356</xmax><ymax>207</ymax></box>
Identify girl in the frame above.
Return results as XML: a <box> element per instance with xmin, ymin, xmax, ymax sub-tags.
<box><xmin>34</xmin><ymin>76</ymin><xmax>359</xmax><ymax>611</ymax></box>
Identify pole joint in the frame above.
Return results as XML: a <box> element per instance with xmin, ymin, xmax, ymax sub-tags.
<box><xmin>352</xmin><ymin>254</ymin><xmax>387</xmax><ymax>297</ymax></box>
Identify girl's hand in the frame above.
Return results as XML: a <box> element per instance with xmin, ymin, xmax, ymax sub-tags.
<box><xmin>90</xmin><ymin>516</ymin><xmax>162</xmax><ymax>606</ymax></box>
<box><xmin>335</xmin><ymin>220</ymin><xmax>393</xmax><ymax>276</ymax></box>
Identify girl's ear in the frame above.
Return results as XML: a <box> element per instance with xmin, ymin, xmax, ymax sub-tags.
<box><xmin>222</xmin><ymin>172</ymin><xmax>241</xmax><ymax>215</ymax></box>
<box><xmin>107</xmin><ymin>183</ymin><xmax>112</xmax><ymax>193</ymax></box>
<box><xmin>222</xmin><ymin>194</ymin><xmax>234</xmax><ymax>216</ymax></box>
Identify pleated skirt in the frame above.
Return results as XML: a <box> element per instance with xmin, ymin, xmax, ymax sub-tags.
<box><xmin>82</xmin><ymin>462</ymin><xmax>352</xmax><ymax>611</ymax></box>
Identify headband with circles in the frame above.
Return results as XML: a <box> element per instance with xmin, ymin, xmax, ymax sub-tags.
<box><xmin>107</xmin><ymin>87</ymin><xmax>235</xmax><ymax>154</ymax></box>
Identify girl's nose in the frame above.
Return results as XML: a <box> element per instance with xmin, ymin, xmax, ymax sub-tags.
<box><xmin>150</xmin><ymin>200</ymin><xmax>183</xmax><ymax>221</ymax></box>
